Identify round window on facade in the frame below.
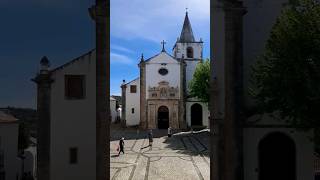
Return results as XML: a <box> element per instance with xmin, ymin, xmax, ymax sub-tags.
<box><xmin>158</xmin><ymin>68</ymin><xmax>168</xmax><ymax>76</ymax></box>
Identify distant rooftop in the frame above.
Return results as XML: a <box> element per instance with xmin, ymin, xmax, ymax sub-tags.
<box><xmin>0</xmin><ymin>111</ymin><xmax>18</xmax><ymax>123</ymax></box>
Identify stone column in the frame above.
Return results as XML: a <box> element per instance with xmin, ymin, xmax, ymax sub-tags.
<box><xmin>89</xmin><ymin>0</ymin><xmax>109</xmax><ymax>179</ymax></box>
<box><xmin>32</xmin><ymin>56</ymin><xmax>53</xmax><ymax>180</ymax></box>
<box><xmin>179</xmin><ymin>57</ymin><xmax>187</xmax><ymax>129</ymax></box>
<box><xmin>222</xmin><ymin>1</ymin><xmax>247</xmax><ymax>180</ymax></box>
<box><xmin>121</xmin><ymin>80</ymin><xmax>127</xmax><ymax>127</ymax></box>
<box><xmin>138</xmin><ymin>55</ymin><xmax>147</xmax><ymax>129</ymax></box>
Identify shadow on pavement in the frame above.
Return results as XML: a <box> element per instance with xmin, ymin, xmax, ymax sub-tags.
<box><xmin>110</xmin><ymin>123</ymin><xmax>210</xmax><ymax>158</ymax></box>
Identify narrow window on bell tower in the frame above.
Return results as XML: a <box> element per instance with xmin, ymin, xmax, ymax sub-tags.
<box><xmin>187</xmin><ymin>47</ymin><xmax>193</xmax><ymax>58</ymax></box>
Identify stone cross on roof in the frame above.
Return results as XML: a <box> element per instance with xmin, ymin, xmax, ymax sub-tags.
<box><xmin>161</xmin><ymin>40</ymin><xmax>166</xmax><ymax>52</ymax></box>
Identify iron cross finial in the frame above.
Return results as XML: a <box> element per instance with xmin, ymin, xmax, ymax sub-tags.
<box><xmin>161</xmin><ymin>40</ymin><xmax>166</xmax><ymax>52</ymax></box>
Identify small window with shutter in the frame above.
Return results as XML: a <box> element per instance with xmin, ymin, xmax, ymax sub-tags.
<box><xmin>130</xmin><ymin>85</ymin><xmax>137</xmax><ymax>93</ymax></box>
<box><xmin>65</xmin><ymin>75</ymin><xmax>85</xmax><ymax>99</ymax></box>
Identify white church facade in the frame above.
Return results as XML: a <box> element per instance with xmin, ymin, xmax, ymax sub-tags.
<box><xmin>121</xmin><ymin>12</ymin><xmax>209</xmax><ymax>129</ymax></box>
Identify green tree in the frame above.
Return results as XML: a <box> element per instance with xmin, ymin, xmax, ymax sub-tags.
<box><xmin>189</xmin><ymin>59</ymin><xmax>210</xmax><ymax>102</ymax></box>
<box><xmin>250</xmin><ymin>0</ymin><xmax>320</xmax><ymax>150</ymax></box>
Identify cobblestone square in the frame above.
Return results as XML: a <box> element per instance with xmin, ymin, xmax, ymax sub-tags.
<box><xmin>110</xmin><ymin>126</ymin><xmax>210</xmax><ymax>180</ymax></box>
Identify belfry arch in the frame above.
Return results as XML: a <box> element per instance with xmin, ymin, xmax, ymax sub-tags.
<box><xmin>187</xmin><ymin>47</ymin><xmax>194</xmax><ymax>58</ymax></box>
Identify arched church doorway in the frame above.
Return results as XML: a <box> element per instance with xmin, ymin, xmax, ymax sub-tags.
<box><xmin>258</xmin><ymin>132</ymin><xmax>296</xmax><ymax>180</ymax></box>
<box><xmin>191</xmin><ymin>103</ymin><xmax>202</xmax><ymax>126</ymax></box>
<box><xmin>158</xmin><ymin>106</ymin><xmax>169</xmax><ymax>129</ymax></box>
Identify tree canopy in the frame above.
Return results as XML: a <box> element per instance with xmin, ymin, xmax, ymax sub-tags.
<box><xmin>189</xmin><ymin>59</ymin><xmax>210</xmax><ymax>103</ymax></box>
<box><xmin>250</xmin><ymin>0</ymin><xmax>320</xmax><ymax>127</ymax></box>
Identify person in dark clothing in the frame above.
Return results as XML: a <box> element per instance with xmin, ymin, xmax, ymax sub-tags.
<box><xmin>118</xmin><ymin>137</ymin><xmax>125</xmax><ymax>155</ymax></box>
<box><xmin>148</xmin><ymin>130</ymin><xmax>153</xmax><ymax>147</ymax></box>
<box><xmin>168</xmin><ymin>127</ymin><xmax>172</xmax><ymax>137</ymax></box>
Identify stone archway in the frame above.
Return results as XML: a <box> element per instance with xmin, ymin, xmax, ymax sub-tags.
<box><xmin>158</xmin><ymin>106</ymin><xmax>169</xmax><ymax>129</ymax></box>
<box><xmin>258</xmin><ymin>132</ymin><xmax>296</xmax><ymax>180</ymax></box>
<box><xmin>191</xmin><ymin>103</ymin><xmax>203</xmax><ymax>126</ymax></box>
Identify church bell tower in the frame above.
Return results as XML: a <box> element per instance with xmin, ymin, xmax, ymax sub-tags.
<box><xmin>173</xmin><ymin>11</ymin><xmax>203</xmax><ymax>93</ymax></box>
<box><xmin>173</xmin><ymin>11</ymin><xmax>203</xmax><ymax>60</ymax></box>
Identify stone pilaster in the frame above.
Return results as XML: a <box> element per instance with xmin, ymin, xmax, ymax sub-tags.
<box><xmin>220</xmin><ymin>1</ymin><xmax>247</xmax><ymax>180</ymax></box>
<box><xmin>138</xmin><ymin>56</ymin><xmax>147</xmax><ymax>129</ymax></box>
<box><xmin>121</xmin><ymin>80</ymin><xmax>127</xmax><ymax>127</ymax></box>
<box><xmin>179</xmin><ymin>58</ymin><xmax>187</xmax><ymax>129</ymax></box>
<box><xmin>89</xmin><ymin>1</ymin><xmax>109</xmax><ymax>179</ymax></box>
<box><xmin>32</xmin><ymin>56</ymin><xmax>53</xmax><ymax>180</ymax></box>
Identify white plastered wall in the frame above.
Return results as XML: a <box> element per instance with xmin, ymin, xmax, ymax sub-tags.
<box><xmin>50</xmin><ymin>51</ymin><xmax>96</xmax><ymax>180</ymax></box>
<box><xmin>145</xmin><ymin>52</ymin><xmax>181</xmax><ymax>98</ymax></box>
<box><xmin>125</xmin><ymin>78</ymin><xmax>140</xmax><ymax>126</ymax></box>
<box><xmin>110</xmin><ymin>99</ymin><xmax>117</xmax><ymax>122</ymax></box>
<box><xmin>0</xmin><ymin>123</ymin><xmax>19</xmax><ymax>180</ymax></box>
<box><xmin>185</xmin><ymin>60</ymin><xmax>201</xmax><ymax>92</ymax></box>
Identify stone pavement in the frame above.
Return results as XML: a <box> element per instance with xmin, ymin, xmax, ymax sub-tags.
<box><xmin>110</xmin><ymin>126</ymin><xmax>210</xmax><ymax>180</ymax></box>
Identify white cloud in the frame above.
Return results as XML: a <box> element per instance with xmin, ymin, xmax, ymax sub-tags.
<box><xmin>110</xmin><ymin>52</ymin><xmax>134</xmax><ymax>64</ymax></box>
<box><xmin>111</xmin><ymin>45</ymin><xmax>135</xmax><ymax>54</ymax></box>
<box><xmin>110</xmin><ymin>0</ymin><xmax>210</xmax><ymax>43</ymax></box>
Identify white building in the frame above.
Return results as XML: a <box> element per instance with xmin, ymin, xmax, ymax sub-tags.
<box><xmin>33</xmin><ymin>50</ymin><xmax>97</xmax><ymax>180</ymax></box>
<box><xmin>110</xmin><ymin>97</ymin><xmax>117</xmax><ymax>123</ymax></box>
<box><xmin>0</xmin><ymin>111</ymin><xmax>19</xmax><ymax>180</ymax></box>
<box><xmin>121</xmin><ymin>12</ymin><xmax>209</xmax><ymax>129</ymax></box>
<box><xmin>24</xmin><ymin>137</ymin><xmax>37</xmax><ymax>178</ymax></box>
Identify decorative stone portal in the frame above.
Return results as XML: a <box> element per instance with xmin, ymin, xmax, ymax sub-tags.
<box><xmin>146</xmin><ymin>81</ymin><xmax>180</xmax><ymax>129</ymax></box>
<box><xmin>157</xmin><ymin>106</ymin><xmax>169</xmax><ymax>129</ymax></box>
<box><xmin>258</xmin><ymin>132</ymin><xmax>296</xmax><ymax>180</ymax></box>
<box><xmin>191</xmin><ymin>103</ymin><xmax>202</xmax><ymax>126</ymax></box>
<box><xmin>147</xmin><ymin>100</ymin><xmax>179</xmax><ymax>129</ymax></box>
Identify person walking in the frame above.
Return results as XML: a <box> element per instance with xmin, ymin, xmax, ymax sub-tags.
<box><xmin>118</xmin><ymin>137</ymin><xmax>125</xmax><ymax>155</ymax></box>
<box><xmin>148</xmin><ymin>130</ymin><xmax>153</xmax><ymax>147</ymax></box>
<box><xmin>168</xmin><ymin>127</ymin><xmax>172</xmax><ymax>137</ymax></box>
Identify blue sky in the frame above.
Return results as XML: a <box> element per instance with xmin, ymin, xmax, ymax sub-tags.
<box><xmin>0</xmin><ymin>0</ymin><xmax>209</xmax><ymax>108</ymax></box>
<box><xmin>110</xmin><ymin>0</ymin><xmax>210</xmax><ymax>96</ymax></box>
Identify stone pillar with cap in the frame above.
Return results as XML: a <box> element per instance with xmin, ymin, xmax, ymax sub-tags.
<box><xmin>32</xmin><ymin>56</ymin><xmax>53</xmax><ymax>180</ymax></box>
<box><xmin>179</xmin><ymin>55</ymin><xmax>187</xmax><ymax>129</ymax></box>
<box><xmin>120</xmin><ymin>79</ymin><xmax>127</xmax><ymax>127</ymax></box>
<box><xmin>138</xmin><ymin>54</ymin><xmax>147</xmax><ymax>129</ymax></box>
<box><xmin>89</xmin><ymin>1</ymin><xmax>109</xmax><ymax>178</ymax></box>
